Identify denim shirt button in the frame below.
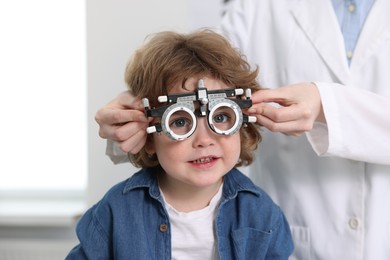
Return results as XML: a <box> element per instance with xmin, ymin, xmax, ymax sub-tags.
<box><xmin>159</xmin><ymin>224</ymin><xmax>168</xmax><ymax>233</ymax></box>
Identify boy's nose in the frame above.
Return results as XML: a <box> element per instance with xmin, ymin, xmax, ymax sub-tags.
<box><xmin>191</xmin><ymin>117</ymin><xmax>216</xmax><ymax>147</ymax></box>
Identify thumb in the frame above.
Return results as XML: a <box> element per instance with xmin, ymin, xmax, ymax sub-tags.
<box><xmin>117</xmin><ymin>90</ymin><xmax>145</xmax><ymax>111</ymax></box>
<box><xmin>131</xmin><ymin>99</ymin><xmax>146</xmax><ymax>111</ymax></box>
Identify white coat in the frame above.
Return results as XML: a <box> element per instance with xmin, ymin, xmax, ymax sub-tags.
<box><xmin>220</xmin><ymin>0</ymin><xmax>390</xmax><ymax>259</ymax></box>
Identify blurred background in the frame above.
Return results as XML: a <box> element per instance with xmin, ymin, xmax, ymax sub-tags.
<box><xmin>0</xmin><ymin>0</ymin><xmax>233</xmax><ymax>259</ymax></box>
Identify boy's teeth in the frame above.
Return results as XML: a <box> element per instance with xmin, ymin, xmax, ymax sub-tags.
<box><xmin>194</xmin><ymin>157</ymin><xmax>212</xmax><ymax>163</ymax></box>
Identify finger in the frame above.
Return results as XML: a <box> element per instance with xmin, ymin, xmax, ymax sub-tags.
<box><xmin>129</xmin><ymin>138</ymin><xmax>147</xmax><ymax>154</ymax></box>
<box><xmin>120</xmin><ymin>129</ymin><xmax>148</xmax><ymax>154</ymax></box>
<box><xmin>255</xmin><ymin>114</ymin><xmax>306</xmax><ymax>136</ymax></box>
<box><xmin>99</xmin><ymin>120</ymin><xmax>148</xmax><ymax>142</ymax></box>
<box><xmin>113</xmin><ymin>109</ymin><xmax>148</xmax><ymax>125</ymax></box>
<box><xmin>262</xmin><ymin>104</ymin><xmax>305</xmax><ymax>123</ymax></box>
<box><xmin>96</xmin><ymin>109</ymin><xmax>147</xmax><ymax>126</ymax></box>
<box><xmin>249</xmin><ymin>104</ymin><xmax>313</xmax><ymax>134</ymax></box>
<box><xmin>117</xmin><ymin>93</ymin><xmax>145</xmax><ymax>110</ymax></box>
<box><xmin>252</xmin><ymin>88</ymin><xmax>288</xmax><ymax>104</ymax></box>
<box><xmin>250</xmin><ymin>103</ymin><xmax>310</xmax><ymax>123</ymax></box>
<box><xmin>115</xmin><ymin>120</ymin><xmax>149</xmax><ymax>141</ymax></box>
<box><xmin>98</xmin><ymin>123</ymin><xmax>119</xmax><ymax>139</ymax></box>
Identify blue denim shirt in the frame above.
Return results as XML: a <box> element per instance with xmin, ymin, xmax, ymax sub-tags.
<box><xmin>66</xmin><ymin>167</ymin><xmax>293</xmax><ymax>259</ymax></box>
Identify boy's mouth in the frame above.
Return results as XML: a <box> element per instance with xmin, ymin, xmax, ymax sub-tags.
<box><xmin>191</xmin><ymin>157</ymin><xmax>216</xmax><ymax>164</ymax></box>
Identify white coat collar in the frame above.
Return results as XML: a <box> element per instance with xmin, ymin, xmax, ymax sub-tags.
<box><xmin>291</xmin><ymin>0</ymin><xmax>390</xmax><ymax>82</ymax></box>
<box><xmin>351</xmin><ymin>0</ymin><xmax>390</xmax><ymax>72</ymax></box>
<box><xmin>291</xmin><ymin>0</ymin><xmax>349</xmax><ymax>84</ymax></box>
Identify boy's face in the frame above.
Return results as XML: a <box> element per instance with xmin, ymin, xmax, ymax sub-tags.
<box><xmin>146</xmin><ymin>77</ymin><xmax>241</xmax><ymax>189</ymax></box>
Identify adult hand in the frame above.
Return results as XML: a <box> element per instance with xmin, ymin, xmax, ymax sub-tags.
<box><xmin>95</xmin><ymin>91</ymin><xmax>149</xmax><ymax>154</ymax></box>
<box><xmin>248</xmin><ymin>83</ymin><xmax>325</xmax><ymax>136</ymax></box>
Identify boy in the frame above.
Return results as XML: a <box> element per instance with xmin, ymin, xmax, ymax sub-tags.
<box><xmin>66</xmin><ymin>29</ymin><xmax>293</xmax><ymax>259</ymax></box>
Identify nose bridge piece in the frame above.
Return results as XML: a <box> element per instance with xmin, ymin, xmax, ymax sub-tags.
<box><xmin>196</xmin><ymin>79</ymin><xmax>208</xmax><ymax>117</ymax></box>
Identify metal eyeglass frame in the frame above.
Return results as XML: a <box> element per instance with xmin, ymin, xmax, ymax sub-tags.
<box><xmin>142</xmin><ymin>79</ymin><xmax>256</xmax><ymax>141</ymax></box>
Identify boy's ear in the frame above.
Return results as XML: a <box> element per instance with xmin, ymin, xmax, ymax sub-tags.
<box><xmin>144</xmin><ymin>137</ymin><xmax>155</xmax><ymax>155</ymax></box>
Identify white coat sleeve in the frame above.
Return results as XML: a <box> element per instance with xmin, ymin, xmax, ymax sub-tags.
<box><xmin>106</xmin><ymin>140</ymin><xmax>129</xmax><ymax>164</ymax></box>
<box><xmin>306</xmin><ymin>82</ymin><xmax>390</xmax><ymax>165</ymax></box>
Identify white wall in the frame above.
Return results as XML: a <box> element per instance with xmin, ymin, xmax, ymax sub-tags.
<box><xmin>86</xmin><ymin>0</ymin><xmax>225</xmax><ymax>205</ymax></box>
<box><xmin>0</xmin><ymin>3</ymin><xmax>228</xmax><ymax>258</ymax></box>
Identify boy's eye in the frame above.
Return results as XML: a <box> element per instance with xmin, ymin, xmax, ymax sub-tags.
<box><xmin>213</xmin><ymin>113</ymin><xmax>229</xmax><ymax>123</ymax></box>
<box><xmin>171</xmin><ymin>118</ymin><xmax>191</xmax><ymax>128</ymax></box>
<box><xmin>210</xmin><ymin>106</ymin><xmax>237</xmax><ymax>132</ymax></box>
<box><xmin>169</xmin><ymin>113</ymin><xmax>194</xmax><ymax>135</ymax></box>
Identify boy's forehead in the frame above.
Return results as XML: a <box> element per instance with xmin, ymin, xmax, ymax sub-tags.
<box><xmin>170</xmin><ymin>77</ymin><xmax>229</xmax><ymax>93</ymax></box>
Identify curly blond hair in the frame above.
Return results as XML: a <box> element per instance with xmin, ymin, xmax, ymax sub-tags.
<box><xmin>125</xmin><ymin>29</ymin><xmax>262</xmax><ymax>168</ymax></box>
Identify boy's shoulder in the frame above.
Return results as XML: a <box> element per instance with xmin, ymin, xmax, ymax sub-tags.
<box><xmin>223</xmin><ymin>168</ymin><xmax>286</xmax><ymax>229</ymax></box>
<box><xmin>97</xmin><ymin>168</ymin><xmax>157</xmax><ymax>203</ymax></box>
<box><xmin>85</xmin><ymin>168</ymin><xmax>159</xmax><ymax>221</ymax></box>
<box><xmin>224</xmin><ymin>168</ymin><xmax>281</xmax><ymax>211</ymax></box>
<box><xmin>224</xmin><ymin>168</ymin><xmax>266</xmax><ymax>197</ymax></box>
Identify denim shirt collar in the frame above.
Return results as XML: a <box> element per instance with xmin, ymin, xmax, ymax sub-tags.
<box><xmin>122</xmin><ymin>167</ymin><xmax>261</xmax><ymax>202</ymax></box>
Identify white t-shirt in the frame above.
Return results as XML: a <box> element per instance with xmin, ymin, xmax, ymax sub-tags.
<box><xmin>161</xmin><ymin>185</ymin><xmax>223</xmax><ymax>260</ymax></box>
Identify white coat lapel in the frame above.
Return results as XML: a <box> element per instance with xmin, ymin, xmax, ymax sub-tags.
<box><xmin>351</xmin><ymin>0</ymin><xmax>390</xmax><ymax>71</ymax></box>
<box><xmin>291</xmin><ymin>0</ymin><xmax>349</xmax><ymax>84</ymax></box>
